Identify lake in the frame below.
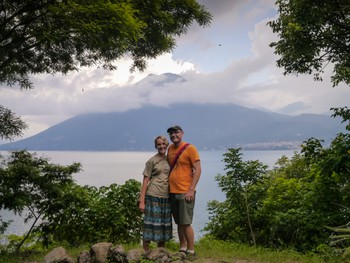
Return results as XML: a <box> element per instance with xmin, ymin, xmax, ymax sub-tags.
<box><xmin>0</xmin><ymin>149</ymin><xmax>297</xmax><ymax>239</ymax></box>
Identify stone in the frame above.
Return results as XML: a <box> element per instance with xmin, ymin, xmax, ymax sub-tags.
<box><xmin>108</xmin><ymin>245</ymin><xmax>127</xmax><ymax>263</ymax></box>
<box><xmin>43</xmin><ymin>247</ymin><xmax>74</xmax><ymax>263</ymax></box>
<box><xmin>126</xmin><ymin>248</ymin><xmax>145</xmax><ymax>262</ymax></box>
<box><xmin>90</xmin><ymin>242</ymin><xmax>112</xmax><ymax>263</ymax></box>
<box><xmin>146</xmin><ymin>247</ymin><xmax>170</xmax><ymax>261</ymax></box>
<box><xmin>77</xmin><ymin>251</ymin><xmax>91</xmax><ymax>263</ymax></box>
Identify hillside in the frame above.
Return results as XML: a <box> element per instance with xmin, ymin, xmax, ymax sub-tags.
<box><xmin>0</xmin><ymin>103</ymin><xmax>343</xmax><ymax>151</ymax></box>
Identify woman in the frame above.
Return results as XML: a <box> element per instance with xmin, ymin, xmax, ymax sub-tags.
<box><xmin>138</xmin><ymin>135</ymin><xmax>172</xmax><ymax>252</ymax></box>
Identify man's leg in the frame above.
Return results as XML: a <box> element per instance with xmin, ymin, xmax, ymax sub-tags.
<box><xmin>184</xmin><ymin>224</ymin><xmax>195</xmax><ymax>251</ymax></box>
<box><xmin>175</xmin><ymin>193</ymin><xmax>196</xmax><ymax>252</ymax></box>
<box><xmin>178</xmin><ymin>224</ymin><xmax>187</xmax><ymax>249</ymax></box>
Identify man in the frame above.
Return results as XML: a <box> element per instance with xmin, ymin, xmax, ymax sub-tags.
<box><xmin>166</xmin><ymin>125</ymin><xmax>201</xmax><ymax>258</ymax></box>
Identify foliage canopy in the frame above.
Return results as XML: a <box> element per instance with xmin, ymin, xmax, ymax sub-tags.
<box><xmin>0</xmin><ymin>0</ymin><xmax>212</xmax><ymax>89</ymax></box>
<box><xmin>0</xmin><ymin>106</ymin><xmax>27</xmax><ymax>140</ymax></box>
<box><xmin>205</xmin><ymin>107</ymin><xmax>350</xmax><ymax>254</ymax></box>
<box><xmin>0</xmin><ymin>150</ymin><xmax>142</xmax><ymax>250</ymax></box>
<box><xmin>268</xmin><ymin>0</ymin><xmax>350</xmax><ymax>86</ymax></box>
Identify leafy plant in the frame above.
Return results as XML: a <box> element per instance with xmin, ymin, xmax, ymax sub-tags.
<box><xmin>268</xmin><ymin>0</ymin><xmax>350</xmax><ymax>86</ymax></box>
<box><xmin>0</xmin><ymin>106</ymin><xmax>27</xmax><ymax>141</ymax></box>
<box><xmin>205</xmin><ymin>107</ymin><xmax>350</xmax><ymax>253</ymax></box>
<box><xmin>327</xmin><ymin>223</ymin><xmax>350</xmax><ymax>258</ymax></box>
<box><xmin>205</xmin><ymin>148</ymin><xmax>268</xmax><ymax>245</ymax></box>
<box><xmin>0</xmin><ymin>150</ymin><xmax>143</xmax><ymax>250</ymax></box>
<box><xmin>1</xmin><ymin>0</ymin><xmax>212</xmax><ymax>89</ymax></box>
<box><xmin>0</xmin><ymin>150</ymin><xmax>81</xmax><ymax>251</ymax></box>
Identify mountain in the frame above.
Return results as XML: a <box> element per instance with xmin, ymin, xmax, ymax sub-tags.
<box><xmin>0</xmin><ymin>103</ymin><xmax>344</xmax><ymax>151</ymax></box>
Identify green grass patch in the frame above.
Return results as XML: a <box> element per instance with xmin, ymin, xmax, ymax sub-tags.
<box><xmin>0</xmin><ymin>236</ymin><xmax>346</xmax><ymax>263</ymax></box>
<box><xmin>194</xmin><ymin>236</ymin><xmax>344</xmax><ymax>263</ymax></box>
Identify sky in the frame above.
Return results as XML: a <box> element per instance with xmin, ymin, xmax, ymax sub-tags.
<box><xmin>1</xmin><ymin>0</ymin><xmax>350</xmax><ymax>141</ymax></box>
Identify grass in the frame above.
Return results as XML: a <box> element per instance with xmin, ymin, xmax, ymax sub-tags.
<box><xmin>192</xmin><ymin>237</ymin><xmax>343</xmax><ymax>263</ymax></box>
<box><xmin>0</xmin><ymin>236</ymin><xmax>346</xmax><ymax>263</ymax></box>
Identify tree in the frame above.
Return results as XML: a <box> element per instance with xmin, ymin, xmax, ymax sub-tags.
<box><xmin>205</xmin><ymin>108</ymin><xmax>350</xmax><ymax>253</ymax></box>
<box><xmin>268</xmin><ymin>0</ymin><xmax>350</xmax><ymax>86</ymax></box>
<box><xmin>0</xmin><ymin>150</ymin><xmax>81</xmax><ymax>250</ymax></box>
<box><xmin>0</xmin><ymin>105</ymin><xmax>27</xmax><ymax>140</ymax></box>
<box><xmin>0</xmin><ymin>0</ymin><xmax>212</xmax><ymax>89</ymax></box>
<box><xmin>0</xmin><ymin>150</ymin><xmax>143</xmax><ymax>250</ymax></box>
<box><xmin>45</xmin><ymin>180</ymin><xmax>142</xmax><ymax>246</ymax></box>
<box><xmin>205</xmin><ymin>148</ymin><xmax>268</xmax><ymax>245</ymax></box>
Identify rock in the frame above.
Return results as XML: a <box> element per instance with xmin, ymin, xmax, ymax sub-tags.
<box><xmin>43</xmin><ymin>247</ymin><xmax>74</xmax><ymax>263</ymax></box>
<box><xmin>157</xmin><ymin>254</ymin><xmax>172</xmax><ymax>263</ymax></box>
<box><xmin>126</xmin><ymin>248</ymin><xmax>145</xmax><ymax>262</ymax></box>
<box><xmin>43</xmin><ymin>244</ymin><xmax>197</xmax><ymax>263</ymax></box>
<box><xmin>90</xmin><ymin>242</ymin><xmax>112</xmax><ymax>263</ymax></box>
<box><xmin>146</xmin><ymin>247</ymin><xmax>170</xmax><ymax>261</ymax></box>
<box><xmin>77</xmin><ymin>251</ymin><xmax>91</xmax><ymax>263</ymax></box>
<box><xmin>108</xmin><ymin>245</ymin><xmax>127</xmax><ymax>263</ymax></box>
<box><xmin>177</xmin><ymin>251</ymin><xmax>187</xmax><ymax>260</ymax></box>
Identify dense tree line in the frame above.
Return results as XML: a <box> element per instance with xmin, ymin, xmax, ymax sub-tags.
<box><xmin>268</xmin><ymin>0</ymin><xmax>350</xmax><ymax>87</ymax></box>
<box><xmin>1</xmin><ymin>0</ymin><xmax>350</xmax><ymax>258</ymax></box>
<box><xmin>0</xmin><ymin>0</ymin><xmax>211</xmax><ymax>90</ymax></box>
<box><xmin>205</xmin><ymin>107</ymin><xmax>350</xmax><ymax>256</ymax></box>
<box><xmin>0</xmin><ymin>1</ymin><xmax>211</xmax><ymax>249</ymax></box>
<box><xmin>0</xmin><ymin>105</ymin><xmax>27</xmax><ymax>141</ymax></box>
<box><xmin>0</xmin><ymin>150</ymin><xmax>142</xmax><ymax>251</ymax></box>
<box><xmin>0</xmin><ymin>0</ymin><xmax>212</xmax><ymax>144</ymax></box>
<box><xmin>1</xmin><ymin>109</ymin><xmax>349</xmax><ymax>255</ymax></box>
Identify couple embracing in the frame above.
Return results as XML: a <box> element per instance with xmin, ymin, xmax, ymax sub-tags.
<box><xmin>138</xmin><ymin>125</ymin><xmax>201</xmax><ymax>258</ymax></box>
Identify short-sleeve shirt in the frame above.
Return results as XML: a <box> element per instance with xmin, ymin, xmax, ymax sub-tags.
<box><xmin>167</xmin><ymin>142</ymin><xmax>200</xmax><ymax>193</ymax></box>
<box><xmin>142</xmin><ymin>154</ymin><xmax>170</xmax><ymax>198</ymax></box>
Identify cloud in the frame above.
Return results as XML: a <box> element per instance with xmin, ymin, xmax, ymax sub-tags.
<box><xmin>1</xmin><ymin>0</ymin><xmax>349</xmax><ymax>142</ymax></box>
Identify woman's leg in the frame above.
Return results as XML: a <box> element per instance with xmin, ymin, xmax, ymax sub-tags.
<box><xmin>143</xmin><ymin>239</ymin><xmax>150</xmax><ymax>252</ymax></box>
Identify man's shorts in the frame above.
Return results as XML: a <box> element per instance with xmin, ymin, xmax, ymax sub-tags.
<box><xmin>170</xmin><ymin>193</ymin><xmax>196</xmax><ymax>225</ymax></box>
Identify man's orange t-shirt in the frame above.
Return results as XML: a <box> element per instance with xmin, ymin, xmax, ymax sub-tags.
<box><xmin>167</xmin><ymin>142</ymin><xmax>200</xmax><ymax>193</ymax></box>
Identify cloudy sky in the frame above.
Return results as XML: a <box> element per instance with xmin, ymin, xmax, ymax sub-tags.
<box><xmin>1</xmin><ymin>0</ymin><xmax>350</xmax><ymax>141</ymax></box>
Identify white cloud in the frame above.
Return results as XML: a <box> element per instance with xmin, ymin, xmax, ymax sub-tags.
<box><xmin>1</xmin><ymin>0</ymin><xmax>349</xmax><ymax>142</ymax></box>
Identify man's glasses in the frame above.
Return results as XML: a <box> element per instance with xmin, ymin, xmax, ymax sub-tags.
<box><xmin>168</xmin><ymin>130</ymin><xmax>181</xmax><ymax>135</ymax></box>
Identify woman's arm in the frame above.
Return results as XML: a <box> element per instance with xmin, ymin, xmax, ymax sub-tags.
<box><xmin>139</xmin><ymin>175</ymin><xmax>150</xmax><ymax>212</ymax></box>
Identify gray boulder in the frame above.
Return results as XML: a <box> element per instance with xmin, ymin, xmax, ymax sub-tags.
<box><xmin>126</xmin><ymin>248</ymin><xmax>145</xmax><ymax>262</ymax></box>
<box><xmin>44</xmin><ymin>247</ymin><xmax>74</xmax><ymax>263</ymax></box>
<box><xmin>77</xmin><ymin>251</ymin><xmax>91</xmax><ymax>263</ymax></box>
<box><xmin>90</xmin><ymin>242</ymin><xmax>113</xmax><ymax>263</ymax></box>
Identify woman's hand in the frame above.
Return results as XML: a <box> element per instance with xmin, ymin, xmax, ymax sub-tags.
<box><xmin>139</xmin><ymin>201</ymin><xmax>145</xmax><ymax>213</ymax></box>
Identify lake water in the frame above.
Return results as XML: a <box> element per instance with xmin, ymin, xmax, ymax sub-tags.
<box><xmin>1</xmin><ymin>149</ymin><xmax>297</xmax><ymax>239</ymax></box>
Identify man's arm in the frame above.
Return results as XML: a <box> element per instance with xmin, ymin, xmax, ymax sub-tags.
<box><xmin>186</xmin><ymin>160</ymin><xmax>201</xmax><ymax>200</ymax></box>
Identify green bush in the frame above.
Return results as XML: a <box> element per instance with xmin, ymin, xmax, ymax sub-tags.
<box><xmin>205</xmin><ymin>107</ymin><xmax>350</xmax><ymax>253</ymax></box>
<box><xmin>0</xmin><ymin>150</ymin><xmax>142</xmax><ymax>250</ymax></box>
